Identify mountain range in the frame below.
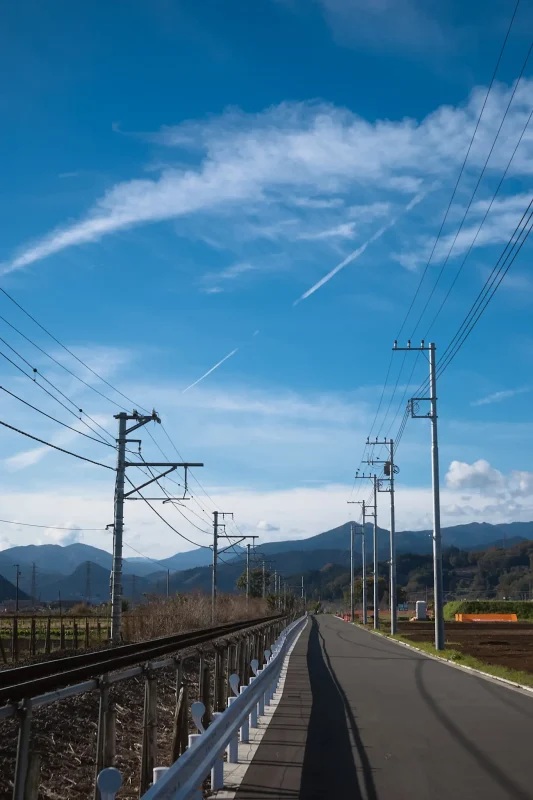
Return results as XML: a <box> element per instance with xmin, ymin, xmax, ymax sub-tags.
<box><xmin>0</xmin><ymin>520</ymin><xmax>531</xmax><ymax>603</ymax></box>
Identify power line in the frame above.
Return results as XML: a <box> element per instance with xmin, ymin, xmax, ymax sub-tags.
<box><xmin>424</xmin><ymin>105</ymin><xmax>533</xmax><ymax>339</ymax></box>
<box><xmin>0</xmin><ymin>518</ymin><xmax>106</xmax><ymax>531</ymax></box>
<box><xmin>364</xmin><ymin>1</ymin><xmax>521</xmax><ymax>449</ymax></box>
<box><xmin>0</xmin><ymin>285</ymin><xmax>149</xmax><ymax>413</ymax></box>
<box><xmin>124</xmin><ymin>474</ymin><xmax>210</xmax><ymax>549</ymax></box>
<box><xmin>0</xmin><ymin>343</ymin><xmax>114</xmax><ymax>446</ymax></box>
<box><xmin>411</xmin><ymin>38</ymin><xmax>533</xmax><ymax>338</ymax></box>
<box><xmin>136</xmin><ymin>453</ymin><xmax>212</xmax><ymax>535</ymax></box>
<box><xmin>0</xmin><ymin>313</ymin><xmax>130</xmax><ymax>412</ymax></box>
<box><xmin>399</xmin><ymin>0</ymin><xmax>521</xmax><ymax>342</ymax></box>
<box><xmin>436</xmin><ymin>199</ymin><xmax>533</xmax><ymax>379</ymax></box>
<box><xmin>0</xmin><ymin>385</ymin><xmax>114</xmax><ymax>448</ymax></box>
<box><xmin>0</xmin><ymin>418</ymin><xmax>115</xmax><ymax>470</ymax></box>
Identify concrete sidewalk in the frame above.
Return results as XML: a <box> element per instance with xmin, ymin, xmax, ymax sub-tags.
<box><xmin>234</xmin><ymin>614</ymin><xmax>533</xmax><ymax>800</ymax></box>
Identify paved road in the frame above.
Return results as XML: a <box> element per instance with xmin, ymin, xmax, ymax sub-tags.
<box><xmin>235</xmin><ymin>614</ymin><xmax>533</xmax><ymax>800</ymax></box>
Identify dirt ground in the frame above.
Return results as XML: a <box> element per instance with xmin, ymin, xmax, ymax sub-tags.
<box><xmin>0</xmin><ymin>649</ymin><xmax>211</xmax><ymax>800</ymax></box>
<box><xmin>397</xmin><ymin>621</ymin><xmax>533</xmax><ymax>673</ymax></box>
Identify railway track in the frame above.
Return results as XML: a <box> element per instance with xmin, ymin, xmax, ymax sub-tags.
<box><xmin>0</xmin><ymin>614</ymin><xmax>282</xmax><ymax>705</ymax></box>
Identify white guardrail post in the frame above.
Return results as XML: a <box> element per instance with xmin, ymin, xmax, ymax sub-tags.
<box><xmin>97</xmin><ymin>767</ymin><xmax>122</xmax><ymax>800</ymax></box>
<box><xmin>136</xmin><ymin>613</ymin><xmax>307</xmax><ymax>800</ymax></box>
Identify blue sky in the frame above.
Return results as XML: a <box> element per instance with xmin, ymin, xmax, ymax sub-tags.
<box><xmin>1</xmin><ymin>0</ymin><xmax>533</xmax><ymax>558</ymax></box>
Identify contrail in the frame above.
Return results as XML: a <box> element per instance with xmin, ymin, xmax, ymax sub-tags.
<box><xmin>182</xmin><ymin>348</ymin><xmax>239</xmax><ymax>393</ymax></box>
<box><xmin>293</xmin><ymin>191</ymin><xmax>426</xmax><ymax>306</ymax></box>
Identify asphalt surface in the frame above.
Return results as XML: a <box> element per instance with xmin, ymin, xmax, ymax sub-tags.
<box><xmin>234</xmin><ymin>614</ymin><xmax>533</xmax><ymax>800</ymax></box>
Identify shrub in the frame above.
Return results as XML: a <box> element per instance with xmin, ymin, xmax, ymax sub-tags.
<box><xmin>122</xmin><ymin>592</ymin><xmax>269</xmax><ymax>641</ymax></box>
<box><xmin>444</xmin><ymin>600</ymin><xmax>533</xmax><ymax>621</ymax></box>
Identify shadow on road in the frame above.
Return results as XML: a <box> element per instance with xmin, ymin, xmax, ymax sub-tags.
<box><xmin>300</xmin><ymin>616</ymin><xmax>378</xmax><ymax>799</ymax></box>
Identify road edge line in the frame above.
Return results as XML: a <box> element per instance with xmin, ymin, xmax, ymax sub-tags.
<box><xmin>349</xmin><ymin>619</ymin><xmax>533</xmax><ymax>697</ymax></box>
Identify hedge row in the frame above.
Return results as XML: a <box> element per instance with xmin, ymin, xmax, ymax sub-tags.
<box><xmin>443</xmin><ymin>600</ymin><xmax>533</xmax><ymax>621</ymax></box>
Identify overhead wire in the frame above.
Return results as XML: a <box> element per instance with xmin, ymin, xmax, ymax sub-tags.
<box><xmin>0</xmin><ymin>342</ymin><xmax>115</xmax><ymax>446</ymax></box>
<box><xmin>0</xmin><ymin>285</ymin><xmax>150</xmax><ymax>413</ymax></box>
<box><xmin>0</xmin><ymin>385</ymin><xmax>115</xmax><ymax>448</ymax></box>
<box><xmin>424</xmin><ymin>105</ymin><xmax>533</xmax><ymax>340</ymax></box>
<box><xmin>0</xmin><ymin>418</ymin><xmax>115</xmax><ymax>470</ymax></box>
<box><xmin>361</xmin><ymin>0</ymin><xmax>522</xmax><ymax>458</ymax></box>
<box><xmin>0</xmin><ymin>518</ymin><xmax>106</xmax><ymax>531</ymax></box>
<box><xmin>124</xmin><ymin>473</ymin><xmax>210</xmax><ymax>549</ymax></box>
<box><xmin>411</xmin><ymin>38</ymin><xmax>533</xmax><ymax>339</ymax></box>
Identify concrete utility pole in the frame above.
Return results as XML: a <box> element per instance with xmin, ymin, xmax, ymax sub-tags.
<box><xmin>211</xmin><ymin>512</ymin><xmax>257</xmax><ymax>621</ymax></box>
<box><xmin>395</xmin><ymin>339</ymin><xmax>444</xmax><ymax>650</ymax></box>
<box><xmin>348</xmin><ymin>501</ymin><xmax>368</xmax><ymax>624</ymax></box>
<box><xmin>354</xmin><ymin>474</ymin><xmax>379</xmax><ymax>629</ymax></box>
<box><xmin>360</xmin><ymin>521</ymin><xmax>367</xmax><ymax>625</ymax></box>
<box><xmin>350</xmin><ymin>523</ymin><xmax>355</xmax><ymax>624</ymax></box>
<box><xmin>212</xmin><ymin>511</ymin><xmax>219</xmax><ymax>622</ymax></box>
<box><xmin>246</xmin><ymin>544</ymin><xmax>251</xmax><ymax>606</ymax></box>
<box><xmin>368</xmin><ymin>437</ymin><xmax>398</xmax><ymax>634</ymax></box>
<box><xmin>111</xmin><ymin>409</ymin><xmax>204</xmax><ymax>644</ymax></box>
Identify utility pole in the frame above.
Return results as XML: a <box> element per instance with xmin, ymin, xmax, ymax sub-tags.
<box><xmin>348</xmin><ymin>501</ymin><xmax>368</xmax><ymax>624</ymax></box>
<box><xmin>395</xmin><ymin>339</ymin><xmax>444</xmax><ymax>650</ymax></box>
<box><xmin>85</xmin><ymin>561</ymin><xmax>91</xmax><ymax>606</ymax></box>
<box><xmin>354</xmin><ymin>473</ymin><xmax>379</xmax><ymax>629</ymax></box>
<box><xmin>368</xmin><ymin>437</ymin><xmax>398</xmax><ymax>634</ymax></box>
<box><xmin>246</xmin><ymin>544</ymin><xmax>251</xmax><ymax>606</ymax></box>
<box><xmin>350</xmin><ymin>523</ymin><xmax>355</xmax><ymax>624</ymax></box>
<box><xmin>14</xmin><ymin>564</ymin><xmax>20</xmax><ymax>613</ymax></box>
<box><xmin>263</xmin><ymin>560</ymin><xmax>266</xmax><ymax>599</ymax></box>
<box><xmin>166</xmin><ymin>569</ymin><xmax>170</xmax><ymax>597</ymax></box>
<box><xmin>212</xmin><ymin>512</ymin><xmax>256</xmax><ymax>621</ymax></box>
<box><xmin>212</xmin><ymin>511</ymin><xmax>219</xmax><ymax>622</ymax></box>
<box><xmin>111</xmin><ymin>409</ymin><xmax>204</xmax><ymax>643</ymax></box>
<box><xmin>31</xmin><ymin>562</ymin><xmax>37</xmax><ymax>608</ymax></box>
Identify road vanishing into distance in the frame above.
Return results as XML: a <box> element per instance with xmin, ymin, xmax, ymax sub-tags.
<box><xmin>235</xmin><ymin>615</ymin><xmax>533</xmax><ymax>800</ymax></box>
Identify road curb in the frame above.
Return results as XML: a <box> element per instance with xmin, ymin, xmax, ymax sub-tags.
<box><xmin>349</xmin><ymin>618</ymin><xmax>533</xmax><ymax>697</ymax></box>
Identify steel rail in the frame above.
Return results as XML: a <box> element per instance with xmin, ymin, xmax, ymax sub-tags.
<box><xmin>0</xmin><ymin>614</ymin><xmax>283</xmax><ymax>705</ymax></box>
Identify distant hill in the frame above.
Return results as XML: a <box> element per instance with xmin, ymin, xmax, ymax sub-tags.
<box><xmin>35</xmin><ymin>561</ymin><xmax>154</xmax><ymax>603</ymax></box>
<box><xmin>0</xmin><ymin>543</ymin><xmax>158</xmax><ymax>579</ymax></box>
<box><xmin>2</xmin><ymin>521</ymin><xmax>532</xmax><ymax>604</ymax></box>
<box><xmin>0</xmin><ymin>574</ymin><xmax>30</xmax><ymax>604</ymax></box>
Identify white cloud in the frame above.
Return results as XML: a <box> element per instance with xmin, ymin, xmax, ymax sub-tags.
<box><xmin>446</xmin><ymin>459</ymin><xmax>505</xmax><ymax>491</ymax></box>
<box><xmin>471</xmin><ymin>387</ymin><xmax>531</xmax><ymax>406</ymax></box>
<box><xmin>42</xmin><ymin>526</ymin><xmax>84</xmax><ymax>546</ymax></box>
<box><xmin>290</xmin><ymin>196</ymin><xmax>344</xmax><ymax>209</ymax></box>
<box><xmin>256</xmin><ymin>520</ymin><xmax>280</xmax><ymax>532</ymax></box>
<box><xmin>7</xmin><ymin>80</ymin><xmax>533</xmax><ymax>273</ymax></box>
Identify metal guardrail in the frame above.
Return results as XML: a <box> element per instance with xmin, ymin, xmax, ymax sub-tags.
<box><xmin>3</xmin><ymin>614</ymin><xmax>287</xmax><ymax>800</ymax></box>
<box><xmin>129</xmin><ymin>613</ymin><xmax>308</xmax><ymax>799</ymax></box>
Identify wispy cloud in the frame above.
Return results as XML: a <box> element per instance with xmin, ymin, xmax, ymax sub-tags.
<box><xmin>58</xmin><ymin>171</ymin><xmax>79</xmax><ymax>179</ymax></box>
<box><xmin>293</xmin><ymin>191</ymin><xmax>425</xmax><ymax>305</ymax></box>
<box><xmin>7</xmin><ymin>81</ymin><xmax>533</xmax><ymax>273</ymax></box>
<box><xmin>471</xmin><ymin>387</ymin><xmax>531</xmax><ymax>407</ymax></box>
<box><xmin>201</xmin><ymin>262</ymin><xmax>257</xmax><ymax>293</ymax></box>
<box><xmin>181</xmin><ymin>348</ymin><xmax>239</xmax><ymax>393</ymax></box>
<box><xmin>297</xmin><ymin>222</ymin><xmax>356</xmax><ymax>240</ymax></box>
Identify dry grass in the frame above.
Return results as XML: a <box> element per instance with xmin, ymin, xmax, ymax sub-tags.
<box><xmin>122</xmin><ymin>592</ymin><xmax>268</xmax><ymax>641</ymax></box>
